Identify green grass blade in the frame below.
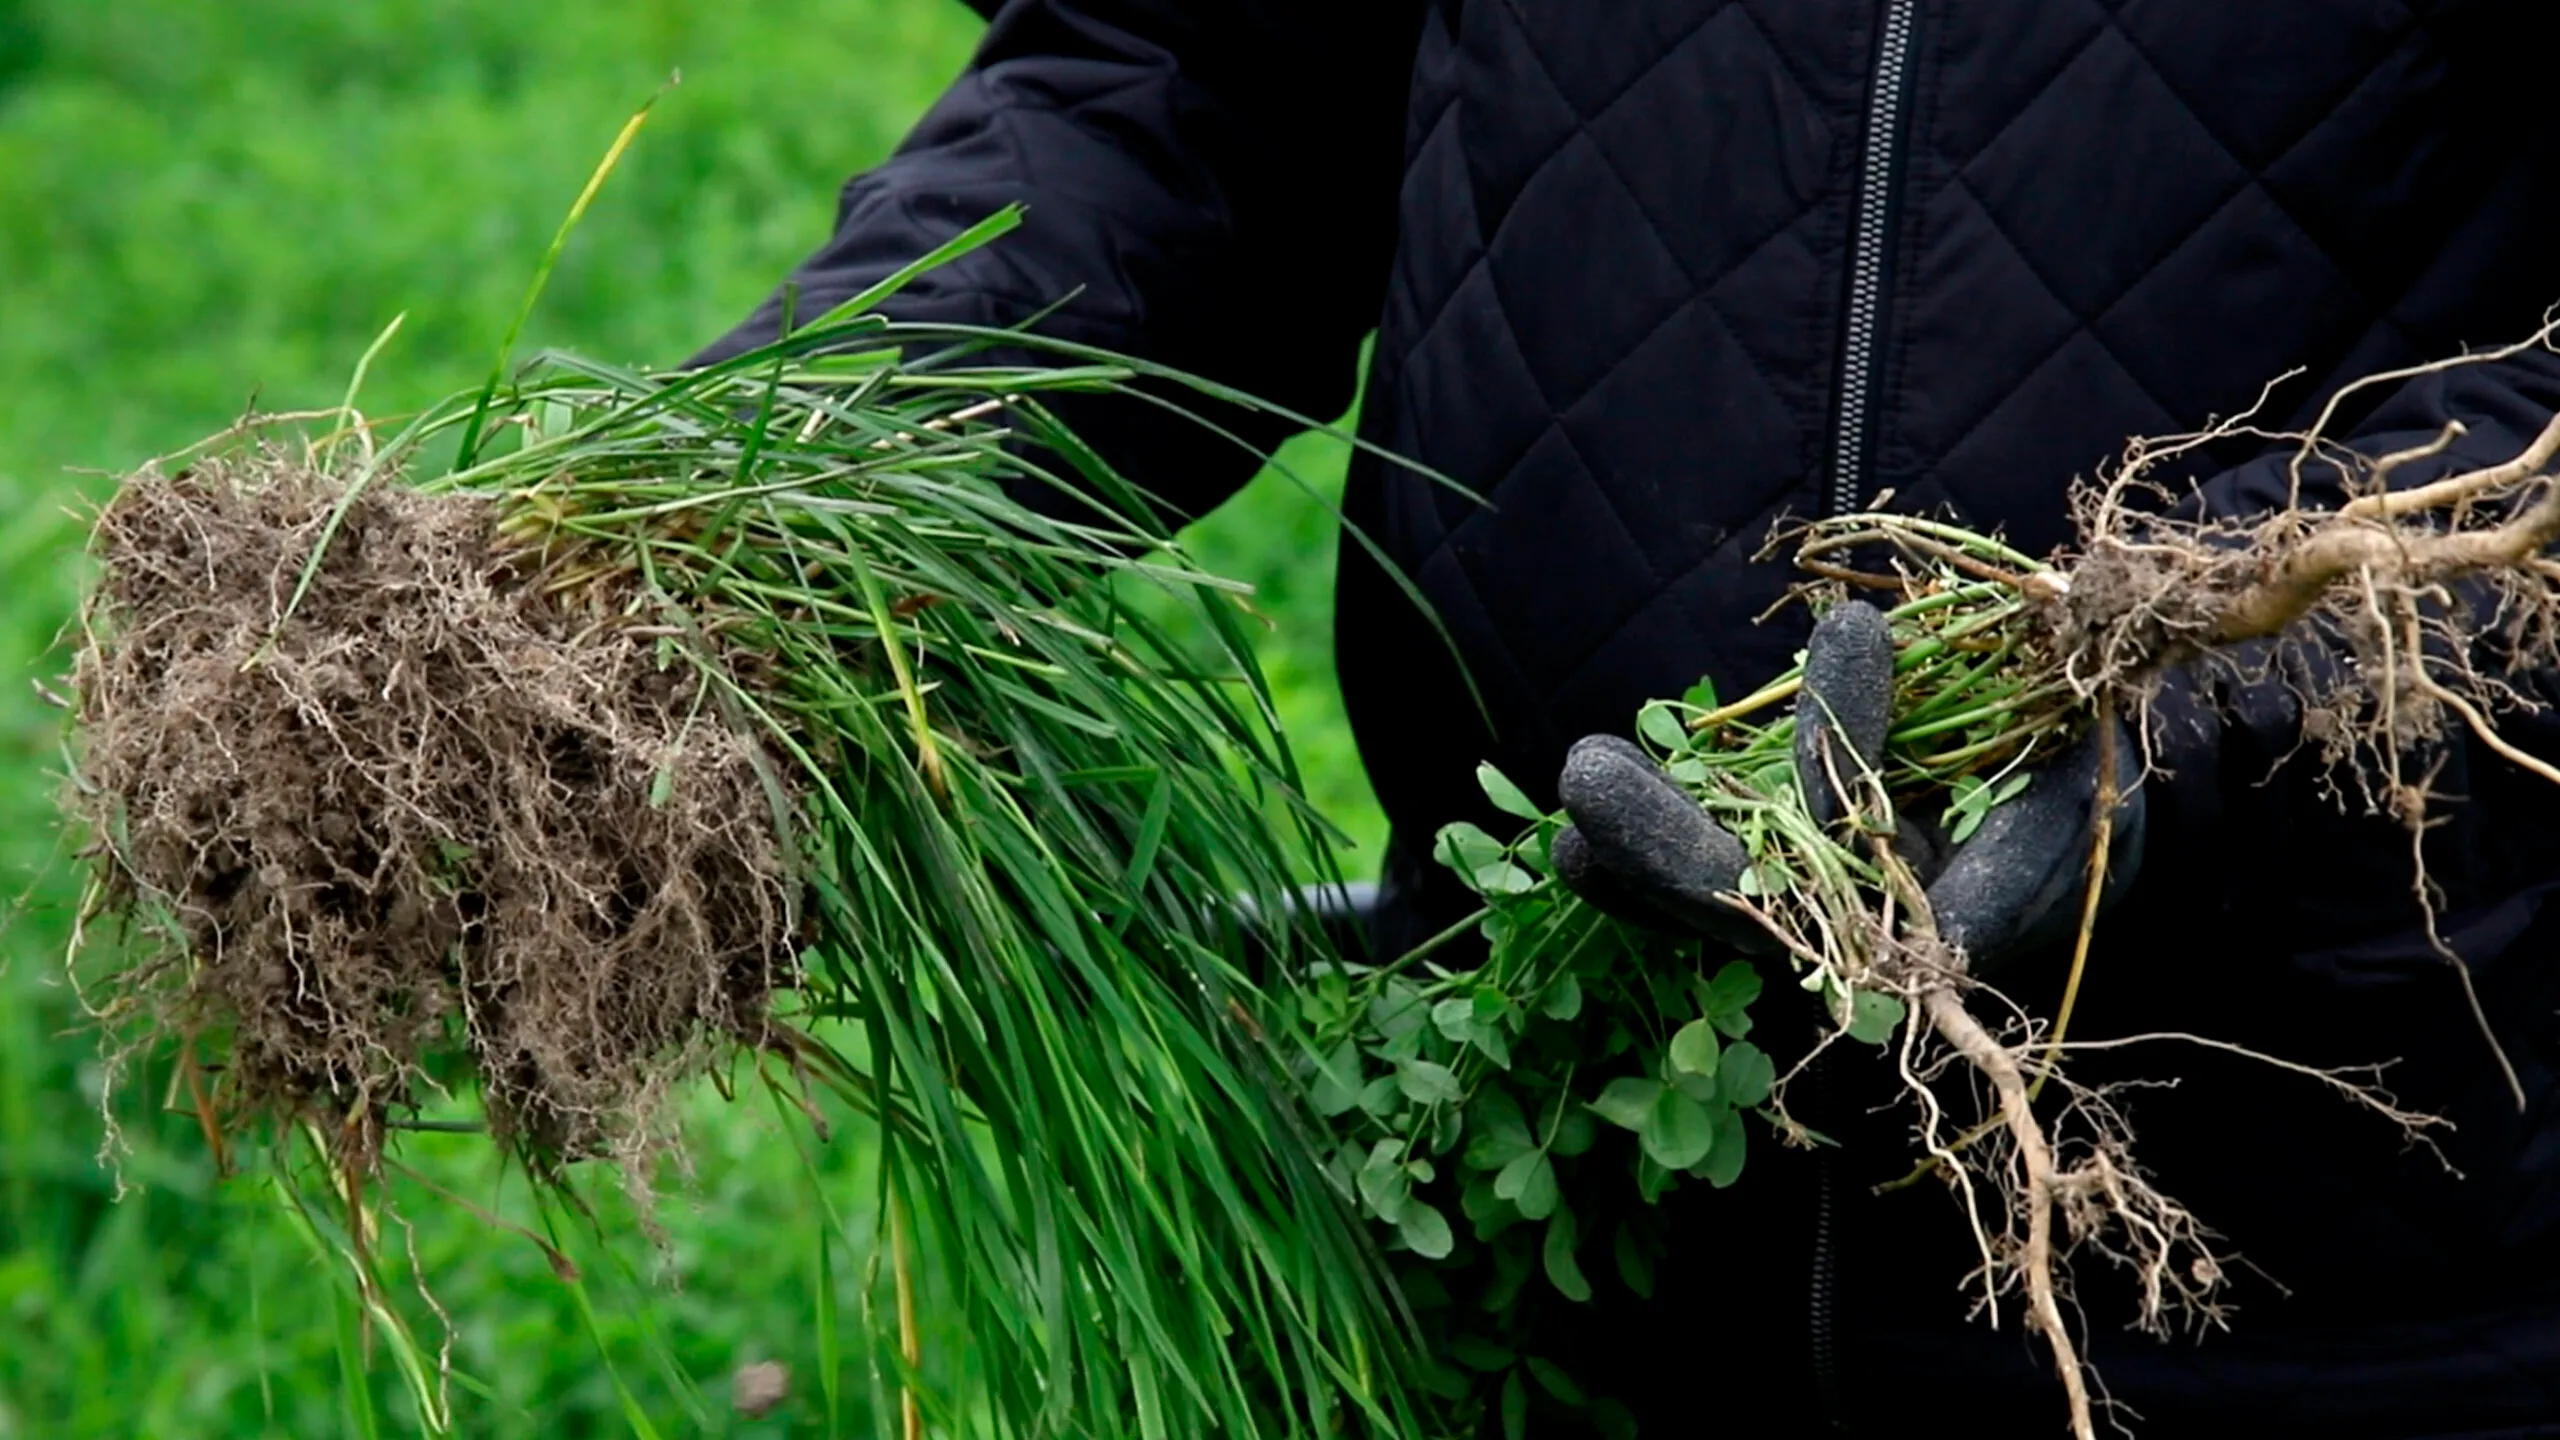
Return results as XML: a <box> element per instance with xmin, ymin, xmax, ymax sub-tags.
<box><xmin>322</xmin><ymin>310</ymin><xmax>407</xmax><ymax>462</ymax></box>
<box><xmin>454</xmin><ymin>79</ymin><xmax>671</xmax><ymax>466</ymax></box>
<box><xmin>799</xmin><ymin>205</ymin><xmax>1026</xmax><ymax>334</ymax></box>
<box><xmin>539</xmin><ymin>1204</ymin><xmax>667</xmax><ymax>1440</ymax></box>
<box><xmin>329</xmin><ymin>1283</ymin><xmax>384</xmax><ymax>1440</ymax></box>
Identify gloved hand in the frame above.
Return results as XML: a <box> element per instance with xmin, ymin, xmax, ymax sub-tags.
<box><xmin>1552</xmin><ymin>601</ymin><xmax>2146</xmax><ymax>973</ymax></box>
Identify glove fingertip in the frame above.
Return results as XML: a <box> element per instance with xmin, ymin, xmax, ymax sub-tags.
<box><xmin>1801</xmin><ymin>606</ymin><xmax>1894</xmax><ymax>751</ymax></box>
<box><xmin>1794</xmin><ymin>602</ymin><xmax>1896</xmax><ymax>829</ymax></box>
<box><xmin>1929</xmin><ymin>721</ymin><xmax>2150</xmax><ymax>970</ymax></box>
<box><xmin>1551</xmin><ymin>823</ymin><xmax>1595</xmax><ymax>886</ymax></box>
<box><xmin>1553</xmin><ymin>822</ymin><xmax>1678</xmax><ymax>932</ymax></box>
<box><xmin>1812</xmin><ymin>598</ymin><xmax>1892</xmax><ymax>652</ymax></box>
<box><xmin>1554</xmin><ymin>732</ymin><xmax>1752</xmax><ymax>939</ymax></box>
<box><xmin>1558</xmin><ymin>733</ymin><xmax>1656</xmax><ymax>812</ymax></box>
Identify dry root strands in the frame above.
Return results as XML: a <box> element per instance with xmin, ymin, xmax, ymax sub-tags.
<box><xmin>1394</xmin><ymin>342</ymin><xmax>2560</xmax><ymax>1439</ymax></box>
<box><xmin>1794</xmin><ymin>360</ymin><xmax>2560</xmax><ymax>1437</ymax></box>
<box><xmin>72</xmin><ymin>459</ymin><xmax>794</xmax><ymax>1171</ymax></box>
<box><xmin>2049</xmin><ymin>407</ymin><xmax>2560</xmax><ymax>723</ymax></box>
<box><xmin>64</xmin><ymin>210</ymin><xmax>1446</xmax><ymax>1440</ymax></box>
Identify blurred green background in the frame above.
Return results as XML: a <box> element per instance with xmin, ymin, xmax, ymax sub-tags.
<box><xmin>0</xmin><ymin>2</ymin><xmax>1383</xmax><ymax>1434</ymax></box>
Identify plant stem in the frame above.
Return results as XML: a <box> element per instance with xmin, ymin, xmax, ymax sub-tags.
<box><xmin>1886</xmin><ymin>694</ymin><xmax>2037</xmax><ymax>745</ymax></box>
<box><xmin>2029</xmin><ymin>704</ymin><xmax>2115</xmax><ymax>1103</ymax></box>
<box><xmin>1691</xmin><ymin>675</ymin><xmax>1801</xmax><ymax>731</ymax></box>
<box><xmin>1347</xmin><ymin>901</ymin><xmax>1500</xmax><ymax>1009</ymax></box>
<box><xmin>889</xmin><ymin>1182</ymin><xmax>923</xmax><ymax>1440</ymax></box>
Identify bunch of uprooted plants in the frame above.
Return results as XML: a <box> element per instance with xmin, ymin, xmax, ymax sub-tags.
<box><xmin>58</xmin><ymin>191</ymin><xmax>2560</xmax><ymax>1439</ymax></box>
<box><xmin>1758</xmin><ymin>346</ymin><xmax>2560</xmax><ymax>1439</ymax></box>
<box><xmin>1308</xmin><ymin>326</ymin><xmax>2560</xmax><ymax>1440</ymax></box>
<box><xmin>66</xmin><ymin>210</ymin><xmax>1454</xmax><ymax>1439</ymax></box>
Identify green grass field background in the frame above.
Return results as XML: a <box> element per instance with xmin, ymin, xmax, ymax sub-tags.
<box><xmin>0</xmin><ymin>3</ymin><xmax>1385</xmax><ymax>1433</ymax></box>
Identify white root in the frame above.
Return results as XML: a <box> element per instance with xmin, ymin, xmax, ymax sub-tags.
<box><xmin>1924</xmin><ymin>985</ymin><xmax>2095</xmax><ymax>1440</ymax></box>
<box><xmin>1732</xmin><ymin>335</ymin><xmax>2560</xmax><ymax>1436</ymax></box>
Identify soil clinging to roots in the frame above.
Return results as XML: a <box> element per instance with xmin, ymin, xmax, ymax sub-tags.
<box><xmin>71</xmin><ymin>456</ymin><xmax>798</xmax><ymax>1170</ymax></box>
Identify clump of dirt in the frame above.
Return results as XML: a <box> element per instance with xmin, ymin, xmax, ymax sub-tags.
<box><xmin>69</xmin><ymin>455</ymin><xmax>799</xmax><ymax>1172</ymax></box>
<box><xmin>2037</xmin><ymin>497</ymin><xmax>2263</xmax><ymax>693</ymax></box>
<box><xmin>730</xmin><ymin>1360</ymin><xmax>791</xmax><ymax>1419</ymax></box>
<box><xmin>2042</xmin><ymin>418</ymin><xmax>2560</xmax><ymax>784</ymax></box>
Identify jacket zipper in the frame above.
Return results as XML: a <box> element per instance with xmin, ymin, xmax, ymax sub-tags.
<box><xmin>1810</xmin><ymin>8</ymin><xmax>1922</xmax><ymax>1429</ymax></box>
<box><xmin>1827</xmin><ymin>0</ymin><xmax>1920</xmax><ymax>518</ymax></box>
<box><xmin>1807</xmin><ymin>1053</ymin><xmax>1853</xmax><ymax>1433</ymax></box>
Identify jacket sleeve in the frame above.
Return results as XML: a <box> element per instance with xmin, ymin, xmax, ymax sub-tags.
<box><xmin>691</xmin><ymin>0</ymin><xmax>1425</xmax><ymax>525</ymax></box>
<box><xmin>2142</xmin><ymin>350</ymin><xmax>2560</xmax><ymax>967</ymax></box>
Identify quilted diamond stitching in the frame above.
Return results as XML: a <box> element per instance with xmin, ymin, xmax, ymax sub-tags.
<box><xmin>1925</xmin><ymin>169</ymin><xmax>2219</xmax><ymax>461</ymax></box>
<box><xmin>1546</xmin><ymin>493</ymin><xmax>1795</xmax><ymax>709</ymax></box>
<box><xmin>1933</xmin><ymin>3</ymin><xmax>2414</xmax><ymax>306</ymax></box>
<box><xmin>1405</xmin><ymin>72</ymin><xmax>1462</xmax><ymax>177</ymax></box>
<box><xmin>2251</xmin><ymin>36</ymin><xmax>2504</xmax><ymax>348</ymax></box>
<box><xmin>1388</xmin><ymin>293</ymin><xmax>1597</xmax><ymax>703</ymax></box>
<box><xmin>1454</xmin><ymin>435</ymin><xmax>1689</xmax><ymax>702</ymax></box>
<box><xmin>1480</xmin><ymin>136</ymin><xmax>1698</xmax><ymax>413</ymax></box>
<box><xmin>1681</xmin><ymin>283</ymin><xmax>1822</xmax><ymax>511</ymax></box>
<box><xmin>1460</xmin><ymin>0</ymin><xmax>1735</xmax><ymax>237</ymax></box>
<box><xmin>1426</xmin><ymin>328</ymin><xmax>1715</xmax><ymax>698</ymax></box>
<box><xmin>1928</xmin><ymin>0</ymin><xmax>2108</xmax><ymax>172</ymax></box>
<box><xmin>1573</xmin><ymin>9</ymin><xmax>1823</xmax><ymax>293</ymax></box>
<box><xmin>1494</xmin><ymin>19</ymin><xmax>1838</xmax><ymax>416</ymax></box>
<box><xmin>1383</xmin><ymin>102</ymin><xmax>1484</xmax><ymax>360</ymax></box>
<box><xmin>1944</xmin><ymin>6</ymin><xmax>2423</xmax><ymax>316</ymax></box>
<box><xmin>1413</xmin><ymin>543</ymin><xmax>1544</xmax><ymax>725</ymax></box>
<box><xmin>1392</xmin><ymin>2</ymin><xmax>2473</xmax><ymax>789</ymax></box>
<box><xmin>1453</xmin><ymin>187</ymin><xmax>1831</xmax><ymax>536</ymax></box>
<box><xmin>1494</xmin><ymin>0</ymin><xmax>1739</xmax><ymax>126</ymax></box>
<box><xmin>1460</xmin><ymin>15</ymin><xmax>1745</xmax><ymax>420</ymax></box>
<box><xmin>2088</xmin><ymin>187</ymin><xmax>2427</xmax><ymax>435</ymax></box>
<box><xmin>1480</xmin><ymin>304</ymin><xmax>1818</xmax><ymax>705</ymax></box>
<box><xmin>1390</xmin><ymin>4</ymin><xmax>1763</xmax><ymax>417</ymax></box>
<box><xmin>1412</xmin><ymin>215</ymin><xmax>1835</xmax><ymax>697</ymax></box>
<box><xmin>1478</xmin><ymin>399</ymin><xmax>1798</xmax><ymax>706</ymax></box>
<box><xmin>1723</xmin><ymin>0</ymin><xmax>1853</xmax><ymax>137</ymax></box>
<box><xmin>1910</xmin><ymin>11</ymin><xmax>2433</xmax><ymax>491</ymax></box>
<box><xmin>2108</xmin><ymin>1</ymin><xmax>2418</xmax><ymax>175</ymax></box>
<box><xmin>1538</xmin><ymin>420</ymin><xmax>1677</xmax><ymax>636</ymax></box>
<box><xmin>1406</xmin><ymin>4</ymin><xmax>1850</xmax><ymax>698</ymax></box>
<box><xmin>1403</xmin><ymin>266</ymin><xmax>1548</xmax><ymax>521</ymax></box>
<box><xmin>2096</xmin><ymin>9</ymin><xmax>2420</xmax><ymax>286</ymax></box>
<box><xmin>1960</xmin><ymin>33</ymin><xmax>2251</xmax><ymax>314</ymax></box>
<box><xmin>1918</xmin><ymin>3</ymin><xmax>2111</xmax><ymax>174</ymax></box>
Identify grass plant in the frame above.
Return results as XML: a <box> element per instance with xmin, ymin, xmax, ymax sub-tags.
<box><xmin>65</xmin><ymin>206</ymin><xmax>1437</xmax><ymax>1440</ymax></box>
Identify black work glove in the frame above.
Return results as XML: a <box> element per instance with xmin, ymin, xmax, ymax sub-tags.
<box><xmin>1552</xmin><ymin>601</ymin><xmax>2146</xmax><ymax>974</ymax></box>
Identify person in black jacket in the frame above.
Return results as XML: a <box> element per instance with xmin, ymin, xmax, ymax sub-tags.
<box><xmin>698</xmin><ymin>4</ymin><xmax>2560</xmax><ymax>1435</ymax></box>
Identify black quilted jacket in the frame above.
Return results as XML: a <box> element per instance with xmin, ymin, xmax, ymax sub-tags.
<box><xmin>704</xmin><ymin>3</ymin><xmax>2560</xmax><ymax>1433</ymax></box>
